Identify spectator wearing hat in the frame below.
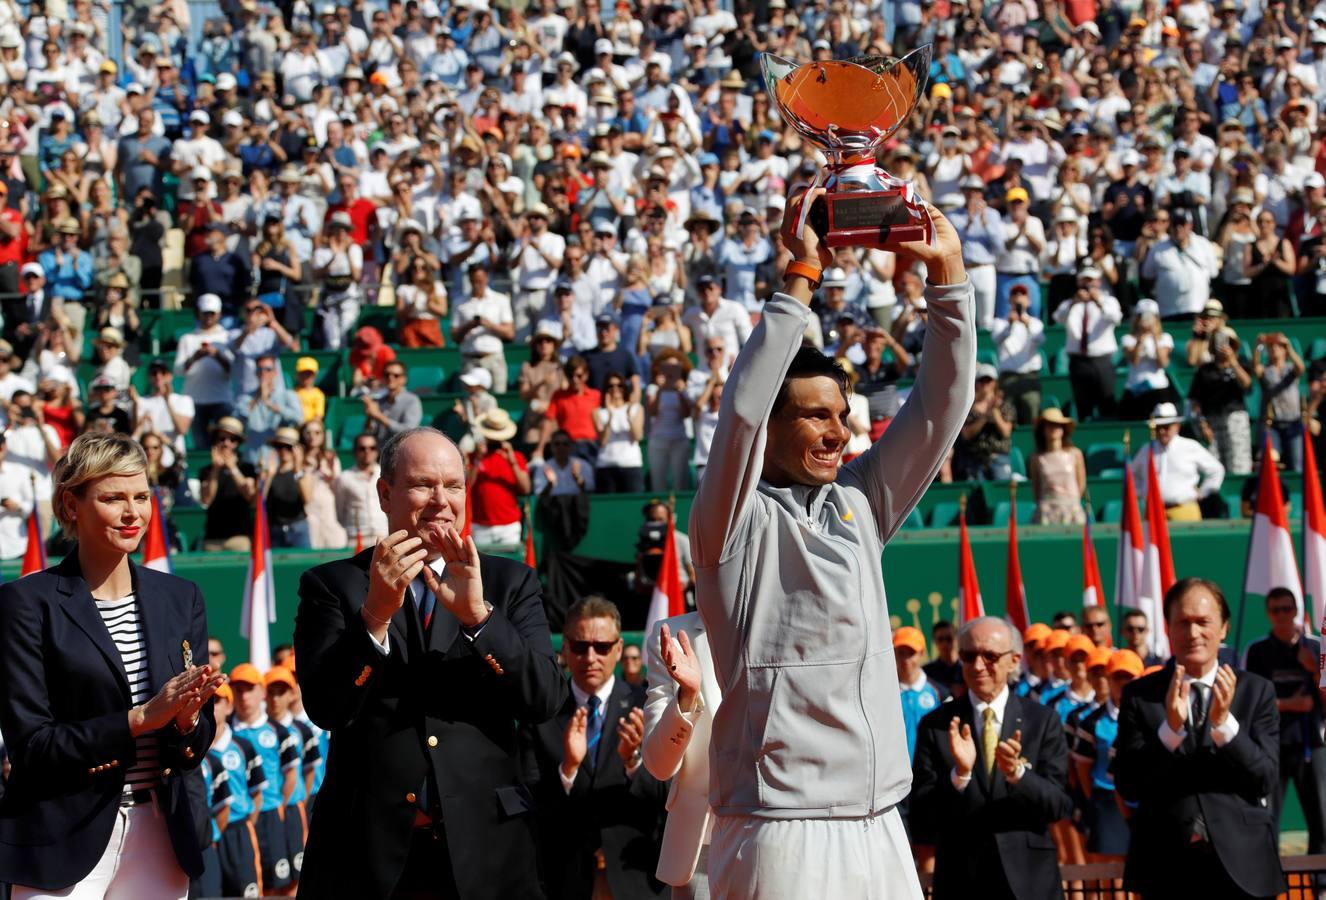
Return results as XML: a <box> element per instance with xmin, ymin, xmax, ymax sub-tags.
<box><xmin>1053</xmin><ymin>273</ymin><xmax>1121</xmax><ymax>421</ymax></box>
<box><xmin>1042</xmin><ymin>208</ymin><xmax>1087</xmax><ymax>312</ymax></box>
<box><xmin>510</xmin><ymin>203</ymin><xmax>566</xmax><ymax>341</ymax></box>
<box><xmin>896</xmin><ymin>627</ymin><xmax>948</xmax><ymax>764</ymax></box>
<box><xmin>1119</xmin><ymin>299</ymin><xmax>1176</xmax><ymax>420</ymax></box>
<box><xmin>1155</xmin><ymin>145</ymin><xmax>1212</xmax><ymax>235</ymax></box>
<box><xmin>1028</xmin><ymin>408</ymin><xmax>1086</xmax><ymax>525</ymax></box>
<box><xmin>200</xmin><ymin>416</ymin><xmax>259</xmax><ymax>551</ymax></box>
<box><xmin>191</xmin><ymin>223</ymin><xmax>250</xmax><ymax>315</ymax></box>
<box><xmin>953</xmin><ymin>363</ymin><xmax>1015</xmax><ymax>481</ymax></box>
<box><xmin>82</xmin><ymin>375</ymin><xmax>132</xmax><ymax>436</ymax></box>
<box><xmin>1188</xmin><ymin>328</ymin><xmax>1253</xmax><ymax>475</ymax></box>
<box><xmin>467</xmin><ymin>409</ymin><xmax>531</xmax><ymax>547</ymax></box>
<box><xmin>175</xmin><ymin>294</ymin><xmax>235</xmax><ymax>446</ymax></box>
<box><xmin>1101</xmin><ymin>150</ymin><xmax>1153</xmax><ymax>259</ymax></box>
<box><xmin>173</xmin><ymin>111</ymin><xmax>226</xmax><ymax>202</ymax></box>
<box><xmin>949</xmin><ymin>175</ymin><xmax>1005</xmax><ymax>331</ymax></box>
<box><xmin>1071</xmin><ymin>649</ymin><xmax>1144</xmax><ymax>862</ymax></box>
<box><xmin>238</xmin><ymin>353</ymin><xmax>304</xmax><ymax>464</ymax></box>
<box><xmin>645</xmin><ymin>348</ymin><xmax>692</xmax><ymax>492</ymax></box>
<box><xmin>38</xmin><ymin>217</ymin><xmax>94</xmax><ymax>305</ymax></box>
<box><xmin>1130</xmin><ymin>402</ymin><xmax>1224</xmax><ymax>522</ymax></box>
<box><xmin>1016</xmin><ymin>625</ymin><xmax>1054</xmax><ymax>701</ymax></box>
<box><xmin>91</xmin><ymin>271</ymin><xmax>141</xmax><ymax>363</ymax></box>
<box><xmin>261</xmin><ymin>426</ymin><xmax>314</xmax><ymax>549</ymax></box>
<box><xmin>133</xmin><ymin>358</ymin><xmax>195</xmax><ymax>456</ymax></box>
<box><xmin>453</xmin><ymin>367</ymin><xmax>498</xmax><ymax>443</ymax></box>
<box><xmin>452</xmin><ymin>265</ymin><xmax>515</xmax><ymax>393</ymax></box>
<box><xmin>177</xmin><ymin>168</ymin><xmax>226</xmax><ymax>258</ymax></box>
<box><xmin>683</xmin><ymin>275</ymin><xmax>752</xmax><ymax>374</ymax></box>
<box><xmin>292</xmin><ymin>356</ymin><xmax>326</xmax><ymax>424</ymax></box>
<box><xmin>716</xmin><ymin>206</ymin><xmax>773</xmax><ymax>312</ymax></box>
<box><xmin>312</xmin><ymin>210</ymin><xmax>364</xmax><ymax>351</ymax></box>
<box><xmin>1141</xmin><ymin>208</ymin><xmax>1219</xmax><ymax>320</ymax></box>
<box><xmin>2</xmin><ymin>264</ymin><xmax>56</xmax><ymax>362</ymax></box>
<box><xmin>231</xmin><ymin>298</ymin><xmax>299</xmax><ymax>398</ymax></box>
<box><xmin>995</xmin><ymin>187</ymin><xmax>1045</xmax><ymax>320</ymax></box>
<box><xmin>991</xmin><ymin>283</ymin><xmax>1045</xmax><ymax>424</ymax></box>
<box><xmin>585</xmin><ymin>310</ymin><xmax>641</xmax><ymax>396</ymax></box>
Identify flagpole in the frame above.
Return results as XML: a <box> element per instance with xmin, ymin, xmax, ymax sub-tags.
<box><xmin>1117</xmin><ymin>430</ymin><xmax>1130</xmax><ymax>642</ymax></box>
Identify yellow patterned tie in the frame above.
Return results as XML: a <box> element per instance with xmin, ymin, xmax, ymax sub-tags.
<box><xmin>982</xmin><ymin>707</ymin><xmax>999</xmax><ymax>776</ymax></box>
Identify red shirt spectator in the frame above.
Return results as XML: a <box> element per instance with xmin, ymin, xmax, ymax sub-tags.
<box><xmin>326</xmin><ymin>174</ymin><xmax>378</xmax><ymax>247</ymax></box>
<box><xmin>177</xmin><ymin>173</ymin><xmax>225</xmax><ymax>258</ymax></box>
<box><xmin>470</xmin><ymin>444</ymin><xmax>529</xmax><ymax>527</ymax></box>
<box><xmin>546</xmin><ymin>361</ymin><xmax>602</xmax><ymax>443</ymax></box>
<box><xmin>349</xmin><ymin>326</ymin><xmax>397</xmax><ymax>390</ymax></box>
<box><xmin>0</xmin><ymin>182</ymin><xmax>26</xmax><ymax>270</ymax></box>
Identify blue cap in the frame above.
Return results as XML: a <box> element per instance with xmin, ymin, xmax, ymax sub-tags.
<box><xmin>595</xmin><ymin>310</ymin><xmax>620</xmax><ymax>326</ymax></box>
<box><xmin>697</xmin><ymin>152</ymin><xmax>720</xmax><ymax>167</ymax></box>
<box><xmin>1067</xmin><ymin>124</ymin><xmax>1088</xmax><ymax>136</ymax></box>
<box><xmin>757</xmin><ymin>129</ymin><xmax>776</xmax><ymax>142</ymax></box>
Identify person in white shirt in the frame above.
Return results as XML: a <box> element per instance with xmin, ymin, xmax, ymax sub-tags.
<box><xmin>996</xmin><ymin>188</ymin><xmax>1046</xmax><ymax>318</ymax></box>
<box><xmin>0</xmin><ymin>341</ymin><xmax>35</xmax><ymax>429</ymax></box>
<box><xmin>451</xmin><ymin>266</ymin><xmax>515</xmax><ymax>393</ymax></box>
<box><xmin>509</xmin><ymin>204</ymin><xmax>566</xmax><ymax>341</ymax></box>
<box><xmin>990</xmin><ymin>285</ymin><xmax>1045</xmax><ymax>424</ymax></box>
<box><xmin>0</xmin><ymin>435</ymin><xmax>33</xmax><ymax>559</ymax></box>
<box><xmin>172</xmin><ymin>110</ymin><xmax>227</xmax><ymax>201</ymax></box>
<box><xmin>682</xmin><ymin>277</ymin><xmax>752</xmax><ymax>371</ymax></box>
<box><xmin>1053</xmin><ymin>272</ymin><xmax>1122</xmax><ymax>421</ymax></box>
<box><xmin>4</xmin><ymin>390</ymin><xmax>60</xmax><ymax>530</ymax></box>
<box><xmin>1130</xmin><ymin>402</ymin><xmax>1225</xmax><ymax>521</ymax></box>
<box><xmin>1140</xmin><ymin>209</ymin><xmax>1219</xmax><ymax>319</ymax></box>
<box><xmin>133</xmin><ymin>360</ymin><xmax>195</xmax><ymax>458</ymax></box>
<box><xmin>1119</xmin><ymin>300</ymin><xmax>1176</xmax><ymax>420</ymax></box>
<box><xmin>173</xmin><ymin>294</ymin><xmax>235</xmax><ymax>448</ymax></box>
<box><xmin>333</xmin><ymin>433</ymin><xmax>389</xmax><ymax>543</ymax></box>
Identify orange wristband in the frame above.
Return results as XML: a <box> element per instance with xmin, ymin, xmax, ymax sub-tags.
<box><xmin>784</xmin><ymin>260</ymin><xmax>823</xmax><ymax>288</ymax></box>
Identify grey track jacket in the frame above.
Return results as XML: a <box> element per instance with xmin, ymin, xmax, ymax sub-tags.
<box><xmin>691</xmin><ymin>279</ymin><xmax>976</xmax><ymax>819</ymax></box>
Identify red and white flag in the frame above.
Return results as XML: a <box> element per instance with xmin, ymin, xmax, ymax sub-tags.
<box><xmin>19</xmin><ymin>504</ymin><xmax>46</xmax><ymax>577</ymax></box>
<box><xmin>643</xmin><ymin>511</ymin><xmax>685</xmax><ymax>640</ymax></box>
<box><xmin>239</xmin><ymin>481</ymin><xmax>276</xmax><ymax>673</ymax></box>
<box><xmin>1005</xmin><ymin>511</ymin><xmax>1029</xmax><ymax>633</ymax></box>
<box><xmin>140</xmin><ymin>488</ymin><xmax>172</xmax><ymax>573</ymax></box>
<box><xmin>1137</xmin><ymin>448</ymin><xmax>1175</xmax><ymax>660</ymax></box>
<box><xmin>1245</xmin><ymin>435</ymin><xmax>1304</xmax><ymax>628</ymax></box>
<box><xmin>958</xmin><ymin>507</ymin><xmax>984</xmax><ymax>624</ymax></box>
<box><xmin>1083</xmin><ymin>515</ymin><xmax>1106</xmax><ymax>609</ymax></box>
<box><xmin>1115</xmin><ymin>464</ymin><xmax>1145</xmax><ymax>614</ymax></box>
<box><xmin>523</xmin><ymin>500</ymin><xmax>537</xmax><ymax>570</ymax></box>
<box><xmin>1300</xmin><ymin>431</ymin><xmax>1326</xmax><ymax>674</ymax></box>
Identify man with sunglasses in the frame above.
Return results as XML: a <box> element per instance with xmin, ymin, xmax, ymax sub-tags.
<box><xmin>1120</xmin><ymin>608</ymin><xmax>1164</xmax><ymax>667</ymax></box>
<box><xmin>1243</xmin><ymin>586</ymin><xmax>1325</xmax><ymax>856</ymax></box>
<box><xmin>691</xmin><ymin>189</ymin><xmax>973</xmax><ymax>898</ymax></box>
<box><xmin>911</xmin><ymin>616</ymin><xmax>1072</xmax><ymax>900</ymax></box>
<box><xmin>334</xmin><ymin>435</ymin><xmax>389</xmax><ymax>544</ymax></box>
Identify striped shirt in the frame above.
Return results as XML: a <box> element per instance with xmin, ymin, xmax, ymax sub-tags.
<box><xmin>96</xmin><ymin>594</ymin><xmax>161</xmax><ymax>791</ymax></box>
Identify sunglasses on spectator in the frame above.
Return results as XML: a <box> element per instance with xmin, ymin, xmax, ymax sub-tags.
<box><xmin>1122</xmin><ymin>624</ymin><xmax>1147</xmax><ymax>633</ymax></box>
<box><xmin>1083</xmin><ymin>620</ymin><xmax>1109</xmax><ymax>630</ymax></box>
<box><xmin>257</xmin><ymin>364</ymin><xmax>277</xmax><ymax>372</ymax></box>
<box><xmin>355</xmin><ymin>442</ymin><xmax>378</xmax><ymax>452</ymax></box>
<box><xmin>385</xmin><ymin>369</ymin><xmax>406</xmax><ymax>379</ymax></box>
<box><xmin>566</xmin><ymin>639</ymin><xmax>619</xmax><ymax>656</ymax></box>
<box><xmin>215</xmin><ymin>434</ymin><xmax>239</xmax><ymax>444</ymax></box>
<box><xmin>959</xmin><ymin>649</ymin><xmax>1014</xmax><ymax>666</ymax></box>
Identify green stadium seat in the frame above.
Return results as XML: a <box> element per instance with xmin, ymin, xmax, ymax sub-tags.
<box><xmin>1222</xmin><ymin>493</ymin><xmax>1245</xmax><ymax>519</ymax></box>
<box><xmin>1309</xmin><ymin>337</ymin><xmax>1326</xmax><ymax>360</ymax></box>
<box><xmin>977</xmin><ymin>348</ymin><xmax>998</xmax><ymax>368</ymax></box>
<box><xmin>338</xmin><ymin>413</ymin><xmax>367</xmax><ymax>447</ymax></box>
<box><xmin>1098</xmin><ymin>500</ymin><xmax>1122</xmax><ymax>522</ymax></box>
<box><xmin>1288</xmin><ymin>492</ymin><xmax>1302</xmax><ymax>519</ymax></box>
<box><xmin>1085</xmin><ymin>442</ymin><xmax>1126</xmax><ymax>476</ymax></box>
<box><xmin>901</xmin><ymin>507</ymin><xmax>924</xmax><ymax>531</ymax></box>
<box><xmin>991</xmin><ymin>500</ymin><xmax>1034</xmax><ymax>525</ymax></box>
<box><xmin>1096</xmin><ymin>467</ymin><xmax>1124</xmax><ymax>479</ymax></box>
<box><xmin>1008</xmin><ymin>446</ymin><xmax>1026</xmax><ymax>477</ymax></box>
<box><xmin>407</xmin><ymin>365</ymin><xmax>448</xmax><ymax>395</ymax></box>
<box><xmin>929</xmin><ymin>501</ymin><xmax>962</xmax><ymax>528</ymax></box>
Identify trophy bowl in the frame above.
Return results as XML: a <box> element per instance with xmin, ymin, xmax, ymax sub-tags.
<box><xmin>762</xmin><ymin>49</ymin><xmax>934</xmax><ymax>248</ymax></box>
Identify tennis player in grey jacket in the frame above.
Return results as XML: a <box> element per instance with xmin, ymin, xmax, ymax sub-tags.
<box><xmin>691</xmin><ymin>190</ymin><xmax>975</xmax><ymax>899</ymax></box>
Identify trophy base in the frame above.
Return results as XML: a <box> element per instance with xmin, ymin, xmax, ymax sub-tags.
<box><xmin>807</xmin><ymin>189</ymin><xmax>930</xmax><ymax>248</ymax></box>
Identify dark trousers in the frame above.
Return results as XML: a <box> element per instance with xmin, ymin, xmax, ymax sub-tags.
<box><xmin>391</xmin><ymin>826</ymin><xmax>460</xmax><ymax>900</ymax></box>
<box><xmin>1271</xmin><ymin>746</ymin><xmax>1326</xmax><ymax>853</ymax></box>
<box><xmin>1140</xmin><ymin>839</ymin><xmax>1276</xmax><ymax>900</ymax></box>
<box><xmin>1067</xmin><ymin>354</ymin><xmax>1117</xmax><ymax>421</ymax></box>
<box><xmin>595</xmin><ymin>465</ymin><xmax>645</xmax><ymax>494</ymax></box>
<box><xmin>998</xmin><ymin>372</ymin><xmax>1042</xmax><ymax>425</ymax></box>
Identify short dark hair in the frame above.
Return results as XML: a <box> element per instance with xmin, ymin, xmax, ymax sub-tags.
<box><xmin>1052</xmin><ymin>610</ymin><xmax>1077</xmax><ymax>626</ymax></box>
<box><xmin>564</xmin><ymin>595</ymin><xmax>622</xmax><ymax>636</ymax></box>
<box><xmin>1120</xmin><ymin>607</ymin><xmax>1147</xmax><ymax>623</ymax></box>
<box><xmin>1163</xmin><ymin>576</ymin><xmax>1231</xmax><ymax>624</ymax></box>
<box><xmin>1265</xmin><ymin>586</ymin><xmax>1298</xmax><ymax>607</ymax></box>
<box><xmin>931</xmin><ymin>619</ymin><xmax>954</xmax><ymax>635</ymax></box>
<box><xmin>771</xmin><ymin>346</ymin><xmax>850</xmax><ymax>416</ymax></box>
<box><xmin>564</xmin><ymin>355</ymin><xmax>588</xmax><ymax>379</ymax></box>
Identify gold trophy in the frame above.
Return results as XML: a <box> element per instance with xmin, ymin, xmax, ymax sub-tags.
<box><xmin>762</xmin><ymin>49</ymin><xmax>934</xmax><ymax>247</ymax></box>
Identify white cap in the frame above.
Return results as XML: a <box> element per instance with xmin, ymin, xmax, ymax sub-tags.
<box><xmin>222</xmin><ymin>110</ymin><xmax>245</xmax><ymax>128</ymax></box>
<box><xmin>190</xmin><ymin>109</ymin><xmax>210</xmax><ymax>124</ymax></box>
<box><xmin>216</xmin><ymin>73</ymin><xmax>238</xmax><ymax>91</ymax></box>
<box><xmin>191</xmin><ymin>166</ymin><xmax>212</xmax><ymax>181</ymax></box>
<box><xmin>1276</xmin><ymin>36</ymin><xmax>1296</xmax><ymax>49</ymax></box>
<box><xmin>1134</xmin><ymin>298</ymin><xmax>1159</xmax><ymax>318</ymax></box>
<box><xmin>557</xmin><ymin>51</ymin><xmax>576</xmax><ymax>66</ymax></box>
<box><xmin>459</xmin><ymin>367</ymin><xmax>493</xmax><ymax>389</ymax></box>
<box><xmin>20</xmin><ymin>262</ymin><xmax>44</xmax><ymax>278</ymax></box>
<box><xmin>1120</xmin><ymin>149</ymin><xmax>1142</xmax><ymax>167</ymax></box>
<box><xmin>1314</xmin><ymin>29</ymin><xmax>1326</xmax><ymax>42</ymax></box>
<box><xmin>1078</xmin><ymin>266</ymin><xmax>1103</xmax><ymax>280</ymax></box>
<box><xmin>1150</xmin><ymin>402</ymin><xmax>1184</xmax><ymax>424</ymax></box>
<box><xmin>126</xmin><ymin>82</ymin><xmax>145</xmax><ymax>95</ymax></box>
<box><xmin>1307</xmin><ymin>171</ymin><xmax>1326</xmax><ymax>190</ymax></box>
<box><xmin>594</xmin><ymin>38</ymin><xmax>614</xmax><ymax>55</ymax></box>
<box><xmin>822</xmin><ymin>267</ymin><xmax>847</xmax><ymax>287</ymax></box>
<box><xmin>197</xmin><ymin>293</ymin><xmax>223</xmax><ymax>313</ymax></box>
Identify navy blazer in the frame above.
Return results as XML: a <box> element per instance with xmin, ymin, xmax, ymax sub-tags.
<box><xmin>0</xmin><ymin>553</ymin><xmax>215</xmax><ymax>890</ymax></box>
<box><xmin>294</xmin><ymin>549</ymin><xmax>569</xmax><ymax>900</ymax></box>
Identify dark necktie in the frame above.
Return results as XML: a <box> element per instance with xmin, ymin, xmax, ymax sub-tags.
<box><xmin>414</xmin><ymin>576</ymin><xmax>436</xmax><ymax>634</ymax></box>
<box><xmin>1189</xmin><ymin>681</ymin><xmax>1209</xmax><ymax>737</ymax></box>
<box><xmin>1078</xmin><ymin>302</ymin><xmax>1090</xmax><ymax>356</ymax></box>
<box><xmin>585</xmin><ymin>695</ymin><xmax>603</xmax><ymax>772</ymax></box>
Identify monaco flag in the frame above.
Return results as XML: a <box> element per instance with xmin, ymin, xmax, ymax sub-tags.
<box><xmin>19</xmin><ymin>504</ymin><xmax>46</xmax><ymax>577</ymax></box>
<box><xmin>1005</xmin><ymin>510</ymin><xmax>1029</xmax><ymax>633</ymax></box>
<box><xmin>958</xmin><ymin>506</ymin><xmax>984</xmax><ymax>624</ymax></box>
<box><xmin>1137</xmin><ymin>448</ymin><xmax>1175</xmax><ymax>659</ymax></box>
<box><xmin>239</xmin><ymin>480</ymin><xmax>276</xmax><ymax>673</ymax></box>
<box><xmin>140</xmin><ymin>488</ymin><xmax>172</xmax><ymax>573</ymax></box>
<box><xmin>523</xmin><ymin>500</ymin><xmax>537</xmax><ymax>570</ymax></box>
<box><xmin>1115</xmin><ymin>464</ymin><xmax>1145</xmax><ymax>615</ymax></box>
<box><xmin>643</xmin><ymin>512</ymin><xmax>685</xmax><ymax>641</ymax></box>
<box><xmin>1245</xmin><ymin>435</ymin><xmax>1304</xmax><ymax>625</ymax></box>
<box><xmin>1083</xmin><ymin>516</ymin><xmax>1106</xmax><ymax>609</ymax></box>
<box><xmin>1301</xmin><ymin>431</ymin><xmax>1326</xmax><ymax>664</ymax></box>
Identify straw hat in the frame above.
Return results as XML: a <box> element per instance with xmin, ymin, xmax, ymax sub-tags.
<box><xmin>1035</xmin><ymin>407</ymin><xmax>1075</xmax><ymax>434</ymax></box>
<box><xmin>473</xmin><ymin>408</ymin><xmax>518</xmax><ymax>442</ymax></box>
<box><xmin>211</xmin><ymin>416</ymin><xmax>246</xmax><ymax>441</ymax></box>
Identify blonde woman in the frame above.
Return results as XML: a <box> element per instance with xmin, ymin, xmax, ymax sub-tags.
<box><xmin>299</xmin><ymin>420</ymin><xmax>348</xmax><ymax>549</ymax></box>
<box><xmin>0</xmin><ymin>433</ymin><xmax>224</xmax><ymax>898</ymax></box>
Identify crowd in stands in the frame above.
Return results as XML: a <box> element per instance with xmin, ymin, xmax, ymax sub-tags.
<box><xmin>0</xmin><ymin>0</ymin><xmax>1324</xmax><ymax>558</ymax></box>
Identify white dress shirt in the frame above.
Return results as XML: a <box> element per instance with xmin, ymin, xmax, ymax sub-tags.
<box><xmin>991</xmin><ymin>316</ymin><xmax>1045</xmax><ymax>375</ymax></box>
<box><xmin>1141</xmin><ymin>236</ymin><xmax>1219</xmax><ymax>318</ymax></box>
<box><xmin>1053</xmin><ymin>295</ymin><xmax>1122</xmax><ymax>357</ymax></box>
<box><xmin>1157</xmin><ymin>663</ymin><xmax>1239</xmax><ymax>751</ymax></box>
<box><xmin>366</xmin><ymin>558</ymin><xmax>447</xmax><ymax>656</ymax></box>
<box><xmin>1131</xmin><ymin>437</ymin><xmax>1225</xmax><ymax>506</ymax></box>
<box><xmin>952</xmin><ymin>686</ymin><xmax>1023</xmax><ymax>790</ymax></box>
<box><xmin>0</xmin><ymin>460</ymin><xmax>34</xmax><ymax>559</ymax></box>
<box><xmin>560</xmin><ymin>675</ymin><xmax>639</xmax><ymax>791</ymax></box>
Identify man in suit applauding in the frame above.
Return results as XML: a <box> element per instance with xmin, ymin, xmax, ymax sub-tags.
<box><xmin>641</xmin><ymin>613</ymin><xmax>721</xmax><ymax>898</ymax></box>
<box><xmin>910</xmin><ymin>616</ymin><xmax>1073</xmax><ymax>900</ymax></box>
<box><xmin>294</xmin><ymin>426</ymin><xmax>568</xmax><ymax>899</ymax></box>
<box><xmin>1114</xmin><ymin>577</ymin><xmax>1285</xmax><ymax>899</ymax></box>
<box><xmin>522</xmin><ymin>597</ymin><xmax>668</xmax><ymax>899</ymax></box>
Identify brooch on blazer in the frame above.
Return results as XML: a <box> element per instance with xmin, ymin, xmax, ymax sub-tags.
<box><xmin>182</xmin><ymin>640</ymin><xmax>193</xmax><ymax>668</ymax></box>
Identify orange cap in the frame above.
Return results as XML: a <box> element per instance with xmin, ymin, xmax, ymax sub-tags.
<box><xmin>214</xmin><ymin>683</ymin><xmax>234</xmax><ymax>704</ymax></box>
<box><xmin>1108</xmin><ymin>649</ymin><xmax>1145</xmax><ymax>678</ymax></box>
<box><xmin>1023</xmin><ymin>623</ymin><xmax>1053</xmax><ymax>645</ymax></box>
<box><xmin>264</xmin><ymin>666</ymin><xmax>297</xmax><ymax>690</ymax></box>
<box><xmin>230</xmin><ymin>663</ymin><xmax>263</xmax><ymax>685</ymax></box>
<box><xmin>1065</xmin><ymin>634</ymin><xmax>1097</xmax><ymax>659</ymax></box>
<box><xmin>1141</xmin><ymin>664</ymin><xmax>1165</xmax><ymax>677</ymax></box>
<box><xmin>892</xmin><ymin>626</ymin><xmax>927</xmax><ymax>654</ymax></box>
<box><xmin>1087</xmin><ymin>646</ymin><xmax>1113</xmax><ymax>669</ymax></box>
<box><xmin>1042</xmin><ymin>629</ymin><xmax>1071</xmax><ymax>653</ymax></box>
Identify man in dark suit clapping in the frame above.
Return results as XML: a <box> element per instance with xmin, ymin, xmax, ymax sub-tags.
<box><xmin>910</xmin><ymin>616</ymin><xmax>1073</xmax><ymax>900</ymax></box>
<box><xmin>522</xmin><ymin>596</ymin><xmax>669</xmax><ymax>899</ymax></box>
<box><xmin>1114</xmin><ymin>576</ymin><xmax>1286</xmax><ymax>900</ymax></box>
<box><xmin>294</xmin><ymin>426</ymin><xmax>568</xmax><ymax>900</ymax></box>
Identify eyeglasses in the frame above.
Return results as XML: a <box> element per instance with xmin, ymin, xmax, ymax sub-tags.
<box><xmin>566</xmin><ymin>638</ymin><xmax>619</xmax><ymax>656</ymax></box>
<box><xmin>1122</xmin><ymin>624</ymin><xmax>1147</xmax><ymax>633</ymax></box>
<box><xmin>1083</xmin><ymin>620</ymin><xmax>1110</xmax><ymax>630</ymax></box>
<box><xmin>571</xmin><ymin>370</ymin><xmax>589</xmax><ymax>380</ymax></box>
<box><xmin>705</xmin><ymin>346</ymin><xmax>724</xmax><ymax>353</ymax></box>
<box><xmin>257</xmin><ymin>365</ymin><xmax>276</xmax><ymax>373</ymax></box>
<box><xmin>959</xmin><ymin>648</ymin><xmax>1014</xmax><ymax>666</ymax></box>
<box><xmin>385</xmin><ymin>370</ymin><xmax>406</xmax><ymax>379</ymax></box>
